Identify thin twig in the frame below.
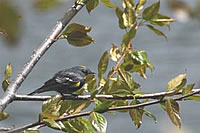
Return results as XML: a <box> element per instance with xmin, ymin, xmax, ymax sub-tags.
<box><xmin>0</xmin><ymin>0</ymin><xmax>89</xmax><ymax>112</ymax></box>
<box><xmin>109</xmin><ymin>41</ymin><xmax>132</xmax><ymax>78</ymax></box>
<box><xmin>6</xmin><ymin>88</ymin><xmax>200</xmax><ymax>133</ymax></box>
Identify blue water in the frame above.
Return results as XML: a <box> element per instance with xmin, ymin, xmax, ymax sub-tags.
<box><xmin>0</xmin><ymin>1</ymin><xmax>200</xmax><ymax>133</ymax></box>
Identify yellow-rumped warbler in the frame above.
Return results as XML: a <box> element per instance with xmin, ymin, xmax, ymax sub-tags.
<box><xmin>28</xmin><ymin>66</ymin><xmax>95</xmax><ymax>96</ymax></box>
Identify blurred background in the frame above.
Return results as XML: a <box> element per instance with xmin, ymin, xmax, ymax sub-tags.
<box><xmin>0</xmin><ymin>0</ymin><xmax>200</xmax><ymax>133</ymax></box>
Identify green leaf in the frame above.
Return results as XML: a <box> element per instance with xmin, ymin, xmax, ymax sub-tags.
<box><xmin>86</xmin><ymin>0</ymin><xmax>99</xmax><ymax>13</ymax></box>
<box><xmin>4</xmin><ymin>63</ymin><xmax>12</xmax><ymax>79</ymax></box>
<box><xmin>122</xmin><ymin>0</ymin><xmax>136</xmax><ymax>28</ymax></box>
<box><xmin>146</xmin><ymin>24</ymin><xmax>167</xmax><ymax>40</ymax></box>
<box><xmin>136</xmin><ymin>0</ymin><xmax>147</xmax><ymax>12</ymax></box>
<box><xmin>182</xmin><ymin>83</ymin><xmax>195</xmax><ymax>95</ymax></box>
<box><xmin>150</xmin><ymin>13</ymin><xmax>175</xmax><ymax>27</ymax></box>
<box><xmin>0</xmin><ymin>1</ymin><xmax>21</xmax><ymax>42</ymax></box>
<box><xmin>59</xmin><ymin>100</ymin><xmax>91</xmax><ymax>115</ymax></box>
<box><xmin>63</xmin><ymin>23</ymin><xmax>92</xmax><ymax>34</ymax></box>
<box><xmin>129</xmin><ymin>99</ymin><xmax>144</xmax><ymax>128</ymax></box>
<box><xmin>166</xmin><ymin>98</ymin><xmax>181</xmax><ymax>128</ymax></box>
<box><xmin>144</xmin><ymin>109</ymin><xmax>157</xmax><ymax>123</ymax></box>
<box><xmin>93</xmin><ymin>101</ymin><xmax>113</xmax><ymax>112</ymax></box>
<box><xmin>63</xmin><ymin>118</ymin><xmax>94</xmax><ymax>133</ymax></box>
<box><xmin>184</xmin><ymin>96</ymin><xmax>200</xmax><ymax>101</ymax></box>
<box><xmin>43</xmin><ymin>119</ymin><xmax>65</xmax><ymax>131</ymax></box>
<box><xmin>2</xmin><ymin>79</ymin><xmax>10</xmax><ymax>91</ymax></box>
<box><xmin>101</xmin><ymin>0</ymin><xmax>117</xmax><ymax>8</ymax></box>
<box><xmin>121</xmin><ymin>50</ymin><xmax>154</xmax><ymax>79</ymax></box>
<box><xmin>130</xmin><ymin>50</ymin><xmax>154</xmax><ymax>71</ymax></box>
<box><xmin>41</xmin><ymin>96</ymin><xmax>62</xmax><ymax>119</ymax></box>
<box><xmin>167</xmin><ymin>72</ymin><xmax>187</xmax><ymax>91</ymax></box>
<box><xmin>87</xmin><ymin>78</ymin><xmax>97</xmax><ymax>93</ymax></box>
<box><xmin>67</xmin><ymin>31</ymin><xmax>94</xmax><ymax>47</ymax></box>
<box><xmin>60</xmin><ymin>23</ymin><xmax>94</xmax><ymax>47</ymax></box>
<box><xmin>142</xmin><ymin>1</ymin><xmax>160</xmax><ymax>21</ymax></box>
<box><xmin>118</xmin><ymin>68</ymin><xmax>137</xmax><ymax>91</ymax></box>
<box><xmin>90</xmin><ymin>112</ymin><xmax>107</xmax><ymax>133</ymax></box>
<box><xmin>115</xmin><ymin>7</ymin><xmax>126</xmax><ymax>29</ymax></box>
<box><xmin>122</xmin><ymin>24</ymin><xmax>136</xmax><ymax>45</ymax></box>
<box><xmin>109</xmin><ymin>44</ymin><xmax>121</xmax><ymax>62</ymax></box>
<box><xmin>24</xmin><ymin>129</ymin><xmax>40</xmax><ymax>133</ymax></box>
<box><xmin>0</xmin><ymin>112</ymin><xmax>9</xmax><ymax>121</ymax></box>
<box><xmin>98</xmin><ymin>51</ymin><xmax>109</xmax><ymax>80</ymax></box>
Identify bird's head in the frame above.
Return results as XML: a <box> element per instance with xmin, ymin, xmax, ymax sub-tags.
<box><xmin>72</xmin><ymin>66</ymin><xmax>95</xmax><ymax>76</ymax></box>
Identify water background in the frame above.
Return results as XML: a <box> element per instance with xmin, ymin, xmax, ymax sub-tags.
<box><xmin>0</xmin><ymin>0</ymin><xmax>200</xmax><ymax>133</ymax></box>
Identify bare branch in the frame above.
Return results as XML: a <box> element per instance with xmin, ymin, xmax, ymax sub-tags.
<box><xmin>13</xmin><ymin>89</ymin><xmax>200</xmax><ymax>101</ymax></box>
<box><xmin>0</xmin><ymin>0</ymin><xmax>89</xmax><ymax>112</ymax></box>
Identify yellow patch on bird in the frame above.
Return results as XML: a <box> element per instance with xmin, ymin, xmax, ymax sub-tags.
<box><xmin>74</xmin><ymin>81</ymin><xmax>81</xmax><ymax>87</ymax></box>
<box><xmin>80</xmin><ymin>65</ymin><xmax>86</xmax><ymax>68</ymax></box>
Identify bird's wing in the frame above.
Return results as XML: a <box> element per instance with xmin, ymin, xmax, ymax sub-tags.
<box><xmin>45</xmin><ymin>70</ymin><xmax>81</xmax><ymax>86</ymax></box>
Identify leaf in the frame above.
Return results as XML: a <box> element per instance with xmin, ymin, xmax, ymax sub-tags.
<box><xmin>129</xmin><ymin>99</ymin><xmax>144</xmax><ymax>128</ymax></box>
<box><xmin>2</xmin><ymin>79</ymin><xmax>10</xmax><ymax>91</ymax></box>
<box><xmin>60</xmin><ymin>23</ymin><xmax>94</xmax><ymax>47</ymax></box>
<box><xmin>101</xmin><ymin>0</ymin><xmax>117</xmax><ymax>8</ymax></box>
<box><xmin>42</xmin><ymin>96</ymin><xmax>62</xmax><ymax>119</ymax></box>
<box><xmin>122</xmin><ymin>0</ymin><xmax>136</xmax><ymax>28</ymax></box>
<box><xmin>63</xmin><ymin>23</ymin><xmax>92</xmax><ymax>34</ymax></box>
<box><xmin>63</xmin><ymin>118</ymin><xmax>94</xmax><ymax>133</ymax></box>
<box><xmin>118</xmin><ymin>68</ymin><xmax>137</xmax><ymax>91</ymax></box>
<box><xmin>4</xmin><ymin>63</ymin><xmax>12</xmax><ymax>79</ymax></box>
<box><xmin>43</xmin><ymin>119</ymin><xmax>65</xmax><ymax>131</ymax></box>
<box><xmin>168</xmin><ymin>72</ymin><xmax>187</xmax><ymax>91</ymax></box>
<box><xmin>150</xmin><ymin>13</ymin><xmax>175</xmax><ymax>27</ymax></box>
<box><xmin>184</xmin><ymin>96</ymin><xmax>200</xmax><ymax>101</ymax></box>
<box><xmin>86</xmin><ymin>0</ymin><xmax>99</xmax><ymax>13</ymax></box>
<box><xmin>166</xmin><ymin>98</ymin><xmax>181</xmax><ymax>128</ymax></box>
<box><xmin>24</xmin><ymin>129</ymin><xmax>40</xmax><ymax>133</ymax></box>
<box><xmin>136</xmin><ymin>0</ymin><xmax>147</xmax><ymax>12</ymax></box>
<box><xmin>86</xmin><ymin>78</ymin><xmax>97</xmax><ymax>93</ymax></box>
<box><xmin>98</xmin><ymin>51</ymin><xmax>109</xmax><ymax>80</ymax></box>
<box><xmin>182</xmin><ymin>83</ymin><xmax>195</xmax><ymax>95</ymax></box>
<box><xmin>0</xmin><ymin>112</ymin><xmax>9</xmax><ymax>121</ymax></box>
<box><xmin>67</xmin><ymin>32</ymin><xmax>94</xmax><ymax>47</ymax></box>
<box><xmin>59</xmin><ymin>100</ymin><xmax>91</xmax><ymax>115</ymax></box>
<box><xmin>90</xmin><ymin>112</ymin><xmax>107</xmax><ymax>133</ymax></box>
<box><xmin>115</xmin><ymin>7</ymin><xmax>126</xmax><ymax>29</ymax></box>
<box><xmin>109</xmin><ymin>44</ymin><xmax>121</xmax><ymax>62</ymax></box>
<box><xmin>93</xmin><ymin>101</ymin><xmax>113</xmax><ymax>112</ymax></box>
<box><xmin>144</xmin><ymin>109</ymin><xmax>157</xmax><ymax>123</ymax></box>
<box><xmin>122</xmin><ymin>24</ymin><xmax>136</xmax><ymax>45</ymax></box>
<box><xmin>142</xmin><ymin>1</ymin><xmax>160</xmax><ymax>21</ymax></box>
<box><xmin>130</xmin><ymin>50</ymin><xmax>154</xmax><ymax>71</ymax></box>
<box><xmin>146</xmin><ymin>24</ymin><xmax>167</xmax><ymax>40</ymax></box>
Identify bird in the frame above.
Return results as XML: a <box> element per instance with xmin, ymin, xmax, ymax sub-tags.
<box><xmin>28</xmin><ymin>66</ymin><xmax>95</xmax><ymax>96</ymax></box>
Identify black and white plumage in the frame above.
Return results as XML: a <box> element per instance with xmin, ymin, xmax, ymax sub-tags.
<box><xmin>28</xmin><ymin>66</ymin><xmax>95</xmax><ymax>96</ymax></box>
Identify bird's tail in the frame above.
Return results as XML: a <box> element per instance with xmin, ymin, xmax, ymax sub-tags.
<box><xmin>28</xmin><ymin>86</ymin><xmax>45</xmax><ymax>95</ymax></box>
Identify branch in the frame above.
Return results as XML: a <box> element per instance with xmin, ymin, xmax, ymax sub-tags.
<box><xmin>13</xmin><ymin>89</ymin><xmax>200</xmax><ymax>101</ymax></box>
<box><xmin>0</xmin><ymin>1</ymin><xmax>89</xmax><ymax>112</ymax></box>
<box><xmin>6</xmin><ymin>88</ymin><xmax>200</xmax><ymax>133</ymax></box>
